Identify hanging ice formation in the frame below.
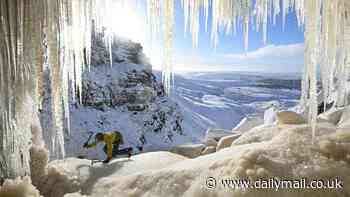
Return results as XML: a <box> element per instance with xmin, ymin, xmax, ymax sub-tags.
<box><xmin>0</xmin><ymin>0</ymin><xmax>350</xmax><ymax>178</ymax></box>
<box><xmin>0</xmin><ymin>0</ymin><xmax>114</xmax><ymax>176</ymax></box>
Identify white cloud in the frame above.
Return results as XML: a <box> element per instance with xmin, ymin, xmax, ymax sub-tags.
<box><xmin>223</xmin><ymin>43</ymin><xmax>304</xmax><ymax>61</ymax></box>
<box><xmin>170</xmin><ymin>43</ymin><xmax>304</xmax><ymax>73</ymax></box>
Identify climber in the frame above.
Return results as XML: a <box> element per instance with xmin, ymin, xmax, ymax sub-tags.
<box><xmin>83</xmin><ymin>131</ymin><xmax>132</xmax><ymax>163</ymax></box>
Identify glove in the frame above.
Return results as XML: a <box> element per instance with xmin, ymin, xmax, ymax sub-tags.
<box><xmin>83</xmin><ymin>142</ymin><xmax>88</xmax><ymax>148</ymax></box>
<box><xmin>103</xmin><ymin>158</ymin><xmax>111</xmax><ymax>164</ymax></box>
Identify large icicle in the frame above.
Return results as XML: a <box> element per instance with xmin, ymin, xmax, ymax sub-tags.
<box><xmin>163</xmin><ymin>0</ymin><xmax>175</xmax><ymax>94</ymax></box>
<box><xmin>0</xmin><ymin>0</ymin><xmax>37</xmax><ymax>179</ymax></box>
<box><xmin>304</xmin><ymin>0</ymin><xmax>321</xmax><ymax>142</ymax></box>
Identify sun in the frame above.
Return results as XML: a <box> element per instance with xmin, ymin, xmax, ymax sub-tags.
<box><xmin>105</xmin><ymin>1</ymin><xmax>162</xmax><ymax>69</ymax></box>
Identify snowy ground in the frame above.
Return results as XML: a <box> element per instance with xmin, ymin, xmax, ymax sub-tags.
<box><xmin>49</xmin><ymin>120</ymin><xmax>350</xmax><ymax>197</ymax></box>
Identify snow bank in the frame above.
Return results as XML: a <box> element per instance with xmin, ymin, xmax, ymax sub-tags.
<box><xmin>42</xmin><ymin>152</ymin><xmax>186</xmax><ymax>196</ymax></box>
<box><xmin>0</xmin><ymin>177</ymin><xmax>42</xmax><ymax>197</ymax></box>
<box><xmin>49</xmin><ymin>121</ymin><xmax>350</xmax><ymax>197</ymax></box>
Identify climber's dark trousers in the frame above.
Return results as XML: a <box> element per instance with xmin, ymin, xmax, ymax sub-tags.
<box><xmin>103</xmin><ymin>144</ymin><xmax>132</xmax><ymax>158</ymax></box>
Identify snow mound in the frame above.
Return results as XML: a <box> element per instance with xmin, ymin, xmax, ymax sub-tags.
<box><xmin>233</xmin><ymin>122</ymin><xmax>336</xmax><ymax>146</ymax></box>
<box><xmin>53</xmin><ymin>122</ymin><xmax>350</xmax><ymax>197</ymax></box>
<box><xmin>47</xmin><ymin>152</ymin><xmax>186</xmax><ymax>195</ymax></box>
<box><xmin>0</xmin><ymin>177</ymin><xmax>42</xmax><ymax>197</ymax></box>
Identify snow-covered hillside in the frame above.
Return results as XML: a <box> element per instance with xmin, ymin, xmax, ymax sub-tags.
<box><xmin>65</xmin><ymin>35</ymin><xmax>209</xmax><ymax>159</ymax></box>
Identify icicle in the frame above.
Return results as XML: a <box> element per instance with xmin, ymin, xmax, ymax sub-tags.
<box><xmin>243</xmin><ymin>0</ymin><xmax>251</xmax><ymax>52</ymax></box>
<box><xmin>255</xmin><ymin>0</ymin><xmax>269</xmax><ymax>44</ymax></box>
<box><xmin>163</xmin><ymin>0</ymin><xmax>175</xmax><ymax>94</ymax></box>
<box><xmin>304</xmin><ymin>0</ymin><xmax>321</xmax><ymax>143</ymax></box>
<box><xmin>282</xmin><ymin>0</ymin><xmax>290</xmax><ymax>31</ymax></box>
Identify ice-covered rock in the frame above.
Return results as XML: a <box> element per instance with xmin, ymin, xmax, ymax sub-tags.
<box><xmin>232</xmin><ymin>116</ymin><xmax>264</xmax><ymax>132</ymax></box>
<box><xmin>200</xmin><ymin>146</ymin><xmax>216</xmax><ymax>155</ymax></box>
<box><xmin>318</xmin><ymin>107</ymin><xmax>344</xmax><ymax>125</ymax></box>
<box><xmin>276</xmin><ymin>110</ymin><xmax>306</xmax><ymax>124</ymax></box>
<box><xmin>216</xmin><ymin>134</ymin><xmax>241</xmax><ymax>151</ymax></box>
<box><xmin>337</xmin><ymin>106</ymin><xmax>350</xmax><ymax>128</ymax></box>
<box><xmin>202</xmin><ymin>128</ymin><xmax>235</xmax><ymax>148</ymax></box>
<box><xmin>204</xmin><ymin>128</ymin><xmax>234</xmax><ymax>142</ymax></box>
<box><xmin>263</xmin><ymin>106</ymin><xmax>277</xmax><ymax>125</ymax></box>
<box><xmin>170</xmin><ymin>144</ymin><xmax>206</xmax><ymax>158</ymax></box>
<box><xmin>202</xmin><ymin>137</ymin><xmax>218</xmax><ymax>147</ymax></box>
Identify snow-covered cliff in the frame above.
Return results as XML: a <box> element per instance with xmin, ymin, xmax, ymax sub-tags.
<box><xmin>64</xmin><ymin>35</ymin><xmax>208</xmax><ymax>159</ymax></box>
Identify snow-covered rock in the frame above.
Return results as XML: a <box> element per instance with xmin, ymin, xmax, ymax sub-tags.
<box><xmin>232</xmin><ymin>116</ymin><xmax>264</xmax><ymax>132</ymax></box>
<box><xmin>170</xmin><ymin>144</ymin><xmax>206</xmax><ymax>158</ymax></box>
<box><xmin>204</xmin><ymin>128</ymin><xmax>234</xmax><ymax>142</ymax></box>
<box><xmin>202</xmin><ymin>137</ymin><xmax>218</xmax><ymax>147</ymax></box>
<box><xmin>318</xmin><ymin>107</ymin><xmax>344</xmax><ymax>125</ymax></box>
<box><xmin>337</xmin><ymin>106</ymin><xmax>350</xmax><ymax>128</ymax></box>
<box><xmin>216</xmin><ymin>134</ymin><xmax>241</xmax><ymax>151</ymax></box>
<box><xmin>276</xmin><ymin>110</ymin><xmax>306</xmax><ymax>124</ymax></box>
<box><xmin>232</xmin><ymin>124</ymin><xmax>281</xmax><ymax>146</ymax></box>
<box><xmin>263</xmin><ymin>106</ymin><xmax>278</xmax><ymax>125</ymax></box>
<box><xmin>201</xmin><ymin>146</ymin><xmax>216</xmax><ymax>155</ymax></box>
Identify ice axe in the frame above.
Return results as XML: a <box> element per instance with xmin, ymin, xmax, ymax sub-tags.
<box><xmin>77</xmin><ymin>131</ymin><xmax>94</xmax><ymax>159</ymax></box>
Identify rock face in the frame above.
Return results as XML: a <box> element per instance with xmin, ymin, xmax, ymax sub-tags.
<box><xmin>82</xmin><ymin>35</ymin><xmax>163</xmax><ymax>111</ymax></box>
<box><xmin>170</xmin><ymin>144</ymin><xmax>206</xmax><ymax>158</ymax></box>
<box><xmin>81</xmin><ymin>68</ymin><xmax>162</xmax><ymax>111</ymax></box>
<box><xmin>216</xmin><ymin>134</ymin><xmax>241</xmax><ymax>151</ymax></box>
<box><xmin>276</xmin><ymin>110</ymin><xmax>306</xmax><ymax>124</ymax></box>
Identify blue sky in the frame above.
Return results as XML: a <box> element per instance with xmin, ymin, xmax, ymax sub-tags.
<box><xmin>169</xmin><ymin>2</ymin><xmax>304</xmax><ymax>73</ymax></box>
<box><xmin>113</xmin><ymin>1</ymin><xmax>305</xmax><ymax>73</ymax></box>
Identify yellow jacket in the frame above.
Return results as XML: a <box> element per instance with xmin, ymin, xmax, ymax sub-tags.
<box><xmin>86</xmin><ymin>131</ymin><xmax>123</xmax><ymax>159</ymax></box>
